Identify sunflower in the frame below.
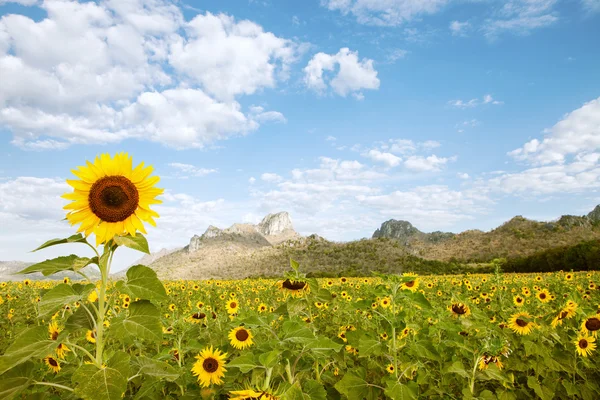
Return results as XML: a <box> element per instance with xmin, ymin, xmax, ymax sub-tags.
<box><xmin>56</xmin><ymin>343</ymin><xmax>70</xmax><ymax>359</ymax></box>
<box><xmin>226</xmin><ymin>300</ymin><xmax>239</xmax><ymax>315</ymax></box>
<box><xmin>380</xmin><ymin>297</ymin><xmax>392</xmax><ymax>308</ymax></box>
<box><xmin>258</xmin><ymin>303</ymin><xmax>268</xmax><ymax>313</ymax></box>
<box><xmin>48</xmin><ymin>321</ymin><xmax>60</xmax><ymax>341</ymax></box>
<box><xmin>229</xmin><ymin>327</ymin><xmax>254</xmax><ymax>349</ymax></box>
<box><xmin>188</xmin><ymin>312</ymin><xmax>207</xmax><ymax>324</ymax></box>
<box><xmin>513</xmin><ymin>295</ymin><xmax>525</xmax><ymax>307</ymax></box>
<box><xmin>536</xmin><ymin>289</ymin><xmax>551</xmax><ymax>303</ymax></box>
<box><xmin>44</xmin><ymin>355</ymin><xmax>61</xmax><ymax>373</ymax></box>
<box><xmin>62</xmin><ymin>152</ymin><xmax>164</xmax><ymax>246</ymax></box>
<box><xmin>279</xmin><ymin>279</ymin><xmax>309</xmax><ymax>297</ymax></box>
<box><xmin>574</xmin><ymin>335</ymin><xmax>596</xmax><ymax>357</ymax></box>
<box><xmin>508</xmin><ymin>312</ymin><xmax>537</xmax><ymax>335</ymax></box>
<box><xmin>168</xmin><ymin>303</ymin><xmax>176</xmax><ymax>312</ymax></box>
<box><xmin>449</xmin><ymin>302</ymin><xmax>471</xmax><ymax>318</ymax></box>
<box><xmin>478</xmin><ymin>355</ymin><xmax>504</xmax><ymax>371</ymax></box>
<box><xmin>63</xmin><ymin>277</ymin><xmax>70</xmax><ymax>284</ymax></box>
<box><xmin>565</xmin><ymin>273</ymin><xmax>574</xmax><ymax>281</ymax></box>
<box><xmin>86</xmin><ymin>329</ymin><xmax>96</xmax><ymax>343</ymax></box>
<box><xmin>581</xmin><ymin>316</ymin><xmax>600</xmax><ymax>337</ymax></box>
<box><xmin>401</xmin><ymin>273</ymin><xmax>420</xmax><ymax>292</ymax></box>
<box><xmin>229</xmin><ymin>389</ymin><xmax>279</xmax><ymax>400</ymax></box>
<box><xmin>191</xmin><ymin>346</ymin><xmax>227</xmax><ymax>387</ymax></box>
<box><xmin>386</xmin><ymin>364</ymin><xmax>395</xmax><ymax>374</ymax></box>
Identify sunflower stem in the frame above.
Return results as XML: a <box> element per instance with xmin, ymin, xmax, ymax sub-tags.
<box><xmin>95</xmin><ymin>245</ymin><xmax>112</xmax><ymax>366</ymax></box>
<box><xmin>33</xmin><ymin>381</ymin><xmax>74</xmax><ymax>392</ymax></box>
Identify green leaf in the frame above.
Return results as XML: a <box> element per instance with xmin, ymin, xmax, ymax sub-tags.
<box><xmin>118</xmin><ymin>265</ymin><xmax>168</xmax><ymax>303</ymax></box>
<box><xmin>408</xmin><ymin>292</ymin><xmax>432</xmax><ymax>310</ymax></box>
<box><xmin>31</xmin><ymin>233</ymin><xmax>88</xmax><ymax>252</ymax></box>
<box><xmin>109</xmin><ymin>351</ymin><xmax>131</xmax><ymax>379</ymax></box>
<box><xmin>306</xmin><ymin>337</ymin><xmax>343</xmax><ymax>355</ymax></box>
<box><xmin>357</xmin><ymin>338</ymin><xmax>383</xmax><ymax>357</ymax></box>
<box><xmin>39</xmin><ymin>283</ymin><xmax>83</xmax><ymax>316</ymax></box>
<box><xmin>18</xmin><ymin>255</ymin><xmax>95</xmax><ymax>276</ymax></box>
<box><xmin>527</xmin><ymin>376</ymin><xmax>554</xmax><ymax>400</ymax></box>
<box><xmin>290</xmin><ymin>258</ymin><xmax>300</xmax><ymax>271</ymax></box>
<box><xmin>447</xmin><ymin>361</ymin><xmax>470</xmax><ymax>379</ymax></box>
<box><xmin>282</xmin><ymin>321</ymin><xmax>314</xmax><ymax>343</ymax></box>
<box><xmin>113</xmin><ymin>234</ymin><xmax>150</xmax><ymax>254</ymax></box>
<box><xmin>258</xmin><ymin>350</ymin><xmax>280</xmax><ymax>368</ymax></box>
<box><xmin>385</xmin><ymin>381</ymin><xmax>418</xmax><ymax>400</ymax></box>
<box><xmin>74</xmin><ymin>365</ymin><xmax>127</xmax><ymax>400</ymax></box>
<box><xmin>65</xmin><ymin>306</ymin><xmax>95</xmax><ymax>331</ymax></box>
<box><xmin>303</xmin><ymin>380</ymin><xmax>327</xmax><ymax>400</ymax></box>
<box><xmin>136</xmin><ymin>356</ymin><xmax>179</xmax><ymax>382</ymax></box>
<box><xmin>334</xmin><ymin>368</ymin><xmax>380</xmax><ymax>400</ymax></box>
<box><xmin>411</xmin><ymin>340</ymin><xmax>441</xmax><ymax>361</ymax></box>
<box><xmin>123</xmin><ymin>300</ymin><xmax>162</xmax><ymax>342</ymax></box>
<box><xmin>0</xmin><ymin>361</ymin><xmax>34</xmax><ymax>400</ymax></box>
<box><xmin>228</xmin><ymin>353</ymin><xmax>259</xmax><ymax>373</ymax></box>
<box><xmin>0</xmin><ymin>326</ymin><xmax>57</xmax><ymax>374</ymax></box>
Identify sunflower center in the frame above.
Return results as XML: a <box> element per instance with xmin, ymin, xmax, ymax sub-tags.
<box><xmin>516</xmin><ymin>318</ymin><xmax>528</xmax><ymax>327</ymax></box>
<box><xmin>539</xmin><ymin>293</ymin><xmax>546</xmax><ymax>299</ymax></box>
<box><xmin>452</xmin><ymin>304</ymin><xmax>467</xmax><ymax>315</ymax></box>
<box><xmin>51</xmin><ymin>331</ymin><xmax>59</xmax><ymax>341</ymax></box>
<box><xmin>203</xmin><ymin>357</ymin><xmax>219</xmax><ymax>373</ymax></box>
<box><xmin>235</xmin><ymin>329</ymin><xmax>250</xmax><ymax>341</ymax></box>
<box><xmin>48</xmin><ymin>358</ymin><xmax>58</xmax><ymax>367</ymax></box>
<box><xmin>192</xmin><ymin>312</ymin><xmax>205</xmax><ymax>320</ymax></box>
<box><xmin>517</xmin><ymin>298</ymin><xmax>523</xmax><ymax>303</ymax></box>
<box><xmin>89</xmin><ymin>176</ymin><xmax>139</xmax><ymax>223</ymax></box>
<box><xmin>579</xmin><ymin>339</ymin><xmax>588</xmax><ymax>349</ymax></box>
<box><xmin>230</xmin><ymin>302</ymin><xmax>237</xmax><ymax>308</ymax></box>
<box><xmin>559</xmin><ymin>311</ymin><xmax>568</xmax><ymax>319</ymax></box>
<box><xmin>282</xmin><ymin>279</ymin><xmax>307</xmax><ymax>290</ymax></box>
<box><xmin>586</xmin><ymin>317</ymin><xmax>600</xmax><ymax>331</ymax></box>
<box><xmin>405</xmin><ymin>280</ymin><xmax>415</xmax><ymax>288</ymax></box>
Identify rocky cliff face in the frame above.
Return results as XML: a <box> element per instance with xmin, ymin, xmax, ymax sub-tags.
<box><xmin>587</xmin><ymin>205</ymin><xmax>600</xmax><ymax>223</ymax></box>
<box><xmin>372</xmin><ymin>220</ymin><xmax>455</xmax><ymax>244</ymax></box>
<box><xmin>258</xmin><ymin>212</ymin><xmax>294</xmax><ymax>236</ymax></box>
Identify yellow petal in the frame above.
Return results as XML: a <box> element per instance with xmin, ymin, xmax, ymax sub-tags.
<box><xmin>71</xmin><ymin>167</ymin><xmax>97</xmax><ymax>184</ymax></box>
<box><xmin>131</xmin><ymin>163</ymin><xmax>153</xmax><ymax>184</ymax></box>
<box><xmin>124</xmin><ymin>217</ymin><xmax>137</xmax><ymax>236</ymax></box>
<box><xmin>61</xmin><ymin>190</ymin><xmax>88</xmax><ymax>201</ymax></box>
<box><xmin>67</xmin><ymin>210</ymin><xmax>92</xmax><ymax>224</ymax></box>
<box><xmin>66</xmin><ymin>179</ymin><xmax>92</xmax><ymax>191</ymax></box>
<box><xmin>130</xmin><ymin>213</ymin><xmax>147</xmax><ymax>234</ymax></box>
<box><xmin>63</xmin><ymin>200</ymin><xmax>90</xmax><ymax>210</ymax></box>
<box><xmin>86</xmin><ymin>160</ymin><xmax>105</xmax><ymax>180</ymax></box>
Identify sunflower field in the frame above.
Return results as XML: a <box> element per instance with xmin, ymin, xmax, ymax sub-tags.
<box><xmin>1</xmin><ymin>153</ymin><xmax>599</xmax><ymax>399</ymax></box>
<box><xmin>1</xmin><ymin>265</ymin><xmax>599</xmax><ymax>399</ymax></box>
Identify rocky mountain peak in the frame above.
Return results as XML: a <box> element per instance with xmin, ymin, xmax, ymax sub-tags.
<box><xmin>373</xmin><ymin>220</ymin><xmax>422</xmax><ymax>240</ymax></box>
<box><xmin>587</xmin><ymin>205</ymin><xmax>600</xmax><ymax>223</ymax></box>
<box><xmin>202</xmin><ymin>225</ymin><xmax>223</xmax><ymax>239</ymax></box>
<box><xmin>258</xmin><ymin>212</ymin><xmax>294</xmax><ymax>236</ymax></box>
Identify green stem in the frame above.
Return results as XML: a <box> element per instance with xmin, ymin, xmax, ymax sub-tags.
<box><xmin>95</xmin><ymin>246</ymin><xmax>113</xmax><ymax>365</ymax></box>
<box><xmin>392</xmin><ymin>326</ymin><xmax>398</xmax><ymax>379</ymax></box>
<box><xmin>470</xmin><ymin>355</ymin><xmax>482</xmax><ymax>395</ymax></box>
<box><xmin>66</xmin><ymin>340</ymin><xmax>100</xmax><ymax>367</ymax></box>
<box><xmin>263</xmin><ymin>367</ymin><xmax>273</xmax><ymax>391</ymax></box>
<box><xmin>33</xmin><ymin>381</ymin><xmax>74</xmax><ymax>392</ymax></box>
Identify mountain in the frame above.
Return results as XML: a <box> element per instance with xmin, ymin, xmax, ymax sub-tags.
<box><xmin>372</xmin><ymin>220</ymin><xmax>454</xmax><ymax>244</ymax></box>
<box><xmin>0</xmin><ymin>260</ymin><xmax>100</xmax><ymax>282</ymax></box>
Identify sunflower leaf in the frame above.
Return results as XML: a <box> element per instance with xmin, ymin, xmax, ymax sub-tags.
<box><xmin>18</xmin><ymin>254</ymin><xmax>95</xmax><ymax>276</ymax></box>
<box><xmin>73</xmin><ymin>365</ymin><xmax>127</xmax><ymax>400</ymax></box>
<box><xmin>39</xmin><ymin>283</ymin><xmax>84</xmax><ymax>316</ymax></box>
<box><xmin>118</xmin><ymin>265</ymin><xmax>168</xmax><ymax>303</ymax></box>
<box><xmin>0</xmin><ymin>326</ymin><xmax>57</xmax><ymax>375</ymax></box>
<box><xmin>0</xmin><ymin>361</ymin><xmax>34</xmax><ymax>400</ymax></box>
<box><xmin>228</xmin><ymin>353</ymin><xmax>259</xmax><ymax>373</ymax></box>
<box><xmin>65</xmin><ymin>306</ymin><xmax>95</xmax><ymax>332</ymax></box>
<box><xmin>334</xmin><ymin>367</ymin><xmax>380</xmax><ymax>400</ymax></box>
<box><xmin>113</xmin><ymin>234</ymin><xmax>150</xmax><ymax>254</ymax></box>
<box><xmin>135</xmin><ymin>356</ymin><xmax>180</xmax><ymax>381</ymax></box>
<box><xmin>30</xmin><ymin>233</ymin><xmax>88</xmax><ymax>252</ymax></box>
<box><xmin>123</xmin><ymin>300</ymin><xmax>162</xmax><ymax>342</ymax></box>
<box><xmin>384</xmin><ymin>381</ymin><xmax>418</xmax><ymax>400</ymax></box>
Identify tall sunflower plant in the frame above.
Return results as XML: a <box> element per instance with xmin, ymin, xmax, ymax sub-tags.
<box><xmin>0</xmin><ymin>153</ymin><xmax>172</xmax><ymax>399</ymax></box>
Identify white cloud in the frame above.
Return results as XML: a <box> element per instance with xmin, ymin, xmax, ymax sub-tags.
<box><xmin>304</xmin><ymin>47</ymin><xmax>380</xmax><ymax>98</ymax></box>
<box><xmin>483</xmin><ymin>0</ymin><xmax>559</xmax><ymax>38</ymax></box>
<box><xmin>168</xmin><ymin>163</ymin><xmax>218</xmax><ymax>177</ymax></box>
<box><xmin>0</xmin><ymin>0</ymin><xmax>38</xmax><ymax>5</ymax></box>
<box><xmin>365</xmin><ymin>149</ymin><xmax>402</xmax><ymax>167</ymax></box>
<box><xmin>404</xmin><ymin>155</ymin><xmax>453</xmax><ymax>172</ymax></box>
<box><xmin>321</xmin><ymin>0</ymin><xmax>450</xmax><ymax>26</ymax></box>
<box><xmin>249</xmin><ymin>177</ymin><xmax>256</xmax><ymax>184</ymax></box>
<box><xmin>0</xmin><ymin>1</ymin><xmax>294</xmax><ymax>150</ymax></box>
<box><xmin>261</xmin><ymin>173</ymin><xmax>283</xmax><ymax>183</ymax></box>
<box><xmin>387</xmin><ymin>48</ymin><xmax>408</xmax><ymax>63</ymax></box>
<box><xmin>448</xmin><ymin>94</ymin><xmax>503</xmax><ymax>108</ymax></box>
<box><xmin>169</xmin><ymin>12</ymin><xmax>298</xmax><ymax>101</ymax></box>
<box><xmin>508</xmin><ymin>97</ymin><xmax>600</xmax><ymax>165</ymax></box>
<box><xmin>457</xmin><ymin>172</ymin><xmax>470</xmax><ymax>179</ymax></box>
<box><xmin>326</xmin><ymin>135</ymin><xmax>337</xmax><ymax>142</ymax></box>
<box><xmin>449</xmin><ymin>20</ymin><xmax>470</xmax><ymax>36</ymax></box>
<box><xmin>582</xmin><ymin>0</ymin><xmax>600</xmax><ymax>13</ymax></box>
<box><xmin>0</xmin><ymin>177</ymin><xmax>68</xmax><ymax>220</ymax></box>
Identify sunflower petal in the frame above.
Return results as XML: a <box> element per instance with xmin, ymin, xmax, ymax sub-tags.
<box><xmin>66</xmin><ymin>179</ymin><xmax>92</xmax><ymax>191</ymax></box>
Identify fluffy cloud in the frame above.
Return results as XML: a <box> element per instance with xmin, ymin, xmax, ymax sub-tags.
<box><xmin>449</xmin><ymin>20</ymin><xmax>470</xmax><ymax>36</ymax></box>
<box><xmin>0</xmin><ymin>1</ymin><xmax>293</xmax><ymax>150</ymax></box>
<box><xmin>168</xmin><ymin>163</ymin><xmax>218</xmax><ymax>178</ymax></box>
<box><xmin>404</xmin><ymin>155</ymin><xmax>453</xmax><ymax>172</ymax></box>
<box><xmin>508</xmin><ymin>97</ymin><xmax>600</xmax><ymax>165</ymax></box>
<box><xmin>261</xmin><ymin>173</ymin><xmax>284</xmax><ymax>183</ymax></box>
<box><xmin>321</xmin><ymin>0</ymin><xmax>449</xmax><ymax>26</ymax></box>
<box><xmin>364</xmin><ymin>149</ymin><xmax>402</xmax><ymax>167</ymax></box>
<box><xmin>0</xmin><ymin>177</ymin><xmax>68</xmax><ymax>220</ymax></box>
<box><xmin>304</xmin><ymin>47</ymin><xmax>379</xmax><ymax>98</ymax></box>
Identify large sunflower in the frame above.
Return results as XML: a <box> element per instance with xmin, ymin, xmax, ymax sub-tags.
<box><xmin>44</xmin><ymin>355</ymin><xmax>61</xmax><ymax>373</ymax></box>
<box><xmin>508</xmin><ymin>312</ymin><xmax>537</xmax><ymax>335</ymax></box>
<box><xmin>574</xmin><ymin>335</ymin><xmax>596</xmax><ymax>357</ymax></box>
<box><xmin>228</xmin><ymin>326</ymin><xmax>254</xmax><ymax>350</ymax></box>
<box><xmin>581</xmin><ymin>316</ymin><xmax>600</xmax><ymax>337</ymax></box>
<box><xmin>63</xmin><ymin>152</ymin><xmax>163</xmax><ymax>246</ymax></box>
<box><xmin>191</xmin><ymin>346</ymin><xmax>227</xmax><ymax>387</ymax></box>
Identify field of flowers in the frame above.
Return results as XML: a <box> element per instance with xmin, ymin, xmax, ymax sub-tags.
<box><xmin>1</xmin><ymin>267</ymin><xmax>599</xmax><ymax>399</ymax></box>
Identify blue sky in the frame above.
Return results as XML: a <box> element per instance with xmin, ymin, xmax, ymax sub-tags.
<box><xmin>0</xmin><ymin>0</ymin><xmax>599</xmax><ymax>271</ymax></box>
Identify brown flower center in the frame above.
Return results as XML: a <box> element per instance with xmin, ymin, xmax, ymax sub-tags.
<box><xmin>282</xmin><ymin>279</ymin><xmax>307</xmax><ymax>290</ymax></box>
<box><xmin>192</xmin><ymin>312</ymin><xmax>206</xmax><ymax>320</ymax></box>
<box><xmin>51</xmin><ymin>331</ymin><xmax>59</xmax><ymax>341</ymax></box>
<box><xmin>539</xmin><ymin>293</ymin><xmax>546</xmax><ymax>299</ymax></box>
<box><xmin>585</xmin><ymin>317</ymin><xmax>600</xmax><ymax>331</ymax></box>
<box><xmin>235</xmin><ymin>329</ymin><xmax>249</xmax><ymax>341</ymax></box>
<box><xmin>229</xmin><ymin>302</ymin><xmax>237</xmax><ymax>309</ymax></box>
<box><xmin>579</xmin><ymin>339</ymin><xmax>588</xmax><ymax>349</ymax></box>
<box><xmin>516</xmin><ymin>318</ymin><xmax>528</xmax><ymax>327</ymax></box>
<box><xmin>48</xmin><ymin>357</ymin><xmax>58</xmax><ymax>367</ymax></box>
<box><xmin>89</xmin><ymin>176</ymin><xmax>139</xmax><ymax>222</ymax></box>
<box><xmin>559</xmin><ymin>311</ymin><xmax>568</xmax><ymax>319</ymax></box>
<box><xmin>203</xmin><ymin>357</ymin><xmax>218</xmax><ymax>373</ymax></box>
<box><xmin>452</xmin><ymin>304</ymin><xmax>467</xmax><ymax>315</ymax></box>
